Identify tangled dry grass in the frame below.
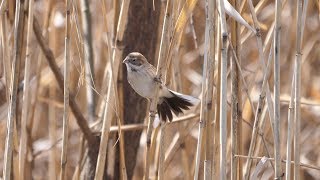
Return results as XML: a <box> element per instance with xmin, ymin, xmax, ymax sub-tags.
<box><xmin>0</xmin><ymin>0</ymin><xmax>320</xmax><ymax>179</ymax></box>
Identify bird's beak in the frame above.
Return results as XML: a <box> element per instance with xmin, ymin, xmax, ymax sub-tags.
<box><xmin>123</xmin><ymin>57</ymin><xmax>129</xmax><ymax>64</ymax></box>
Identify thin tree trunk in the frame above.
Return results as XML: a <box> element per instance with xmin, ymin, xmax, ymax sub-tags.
<box><xmin>3</xmin><ymin>0</ymin><xmax>25</xmax><ymax>179</ymax></box>
<box><xmin>274</xmin><ymin>0</ymin><xmax>282</xmax><ymax>178</ymax></box>
<box><xmin>118</xmin><ymin>1</ymin><xmax>161</xmax><ymax>179</ymax></box>
<box><xmin>293</xmin><ymin>0</ymin><xmax>308</xmax><ymax>179</ymax></box>
<box><xmin>33</xmin><ymin>17</ymin><xmax>96</xmax><ymax>144</ymax></box>
<box><xmin>217</xmin><ymin>0</ymin><xmax>228</xmax><ymax>179</ymax></box>
<box><xmin>33</xmin><ymin>17</ymin><xmax>99</xmax><ymax>179</ymax></box>
<box><xmin>94</xmin><ymin>0</ymin><xmax>131</xmax><ymax>179</ymax></box>
<box><xmin>80</xmin><ymin>0</ymin><xmax>95</xmax><ymax>122</ymax></box>
<box><xmin>0</xmin><ymin>0</ymin><xmax>10</xmax><ymax>100</ymax></box>
<box><xmin>60</xmin><ymin>0</ymin><xmax>71</xmax><ymax>179</ymax></box>
<box><xmin>230</xmin><ymin>0</ymin><xmax>242</xmax><ymax>179</ymax></box>
<box><xmin>19</xmin><ymin>0</ymin><xmax>34</xmax><ymax>178</ymax></box>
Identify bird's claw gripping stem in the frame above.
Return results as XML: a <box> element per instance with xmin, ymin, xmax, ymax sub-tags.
<box><xmin>153</xmin><ymin>77</ymin><xmax>162</xmax><ymax>84</ymax></box>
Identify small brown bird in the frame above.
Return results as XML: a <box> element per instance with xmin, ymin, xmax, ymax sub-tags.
<box><xmin>123</xmin><ymin>52</ymin><xmax>198</xmax><ymax>122</ymax></box>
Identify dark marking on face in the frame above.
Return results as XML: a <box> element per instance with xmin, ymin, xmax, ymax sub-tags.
<box><xmin>129</xmin><ymin>58</ymin><xmax>143</xmax><ymax>66</ymax></box>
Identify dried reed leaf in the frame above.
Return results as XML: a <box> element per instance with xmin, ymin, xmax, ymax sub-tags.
<box><xmin>251</xmin><ymin>156</ymin><xmax>268</xmax><ymax>179</ymax></box>
<box><xmin>224</xmin><ymin>0</ymin><xmax>256</xmax><ymax>33</ymax></box>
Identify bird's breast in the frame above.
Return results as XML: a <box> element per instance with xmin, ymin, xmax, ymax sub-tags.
<box><xmin>127</xmin><ymin>70</ymin><xmax>156</xmax><ymax>99</ymax></box>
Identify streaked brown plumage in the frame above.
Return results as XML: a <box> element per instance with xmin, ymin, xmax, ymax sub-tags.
<box><xmin>123</xmin><ymin>52</ymin><xmax>198</xmax><ymax>121</ymax></box>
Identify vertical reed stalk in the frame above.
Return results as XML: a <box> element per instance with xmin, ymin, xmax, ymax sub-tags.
<box><xmin>189</xmin><ymin>14</ymin><xmax>198</xmax><ymax>49</ymax></box>
<box><xmin>72</xmin><ymin>135</ymin><xmax>85</xmax><ymax>180</ymax></box>
<box><xmin>194</xmin><ymin>0</ymin><xmax>215</xmax><ymax>178</ymax></box>
<box><xmin>167</xmin><ymin>26</ymin><xmax>190</xmax><ymax>180</ymax></box>
<box><xmin>145</xmin><ymin>0</ymin><xmax>171</xmax><ymax>179</ymax></box>
<box><xmin>155</xmin><ymin>1</ymin><xmax>199</xmax><ymax>178</ymax></box>
<box><xmin>205</xmin><ymin>0</ymin><xmax>215</xmax><ymax>178</ymax></box>
<box><xmin>168</xmin><ymin>2</ymin><xmax>189</xmax><ymax>177</ymax></box>
<box><xmin>155</xmin><ymin>0</ymin><xmax>175</xmax><ymax>177</ymax></box>
<box><xmin>26</xmin><ymin>3</ymin><xmax>51</xmax><ymax>175</ymax></box>
<box><xmin>246</xmin><ymin>0</ymin><xmax>275</xmax><ymax>133</ymax></box>
<box><xmin>285</xmin><ymin>75</ymin><xmax>295</xmax><ymax>180</ymax></box>
<box><xmin>96</xmin><ymin>0</ymin><xmax>112</xmax><ymax>119</ymax></box>
<box><xmin>153</xmin><ymin>130</ymin><xmax>160</xmax><ymax>178</ymax></box>
<box><xmin>194</xmin><ymin>16</ymin><xmax>209</xmax><ymax>180</ymax></box>
<box><xmin>5</xmin><ymin>1</ymin><xmax>21</xmax><ymax>175</ymax></box>
<box><xmin>100</xmin><ymin>0</ymin><xmax>128</xmax><ymax>178</ymax></box>
<box><xmin>19</xmin><ymin>0</ymin><xmax>34</xmax><ymax>178</ymax></box>
<box><xmin>33</xmin><ymin>16</ymin><xmax>96</xmax><ymax>145</ymax></box>
<box><xmin>164</xmin><ymin>0</ymin><xmax>198</xmax><ymax>68</ymax></box>
<box><xmin>171</xmin><ymin>0</ymin><xmax>184</xmax><ymax>92</ymax></box>
<box><xmin>80</xmin><ymin>0</ymin><xmax>95</xmax><ymax>122</ymax></box>
<box><xmin>213</xmin><ymin>17</ymin><xmax>221</xmax><ymax>178</ymax></box>
<box><xmin>106</xmin><ymin>138</ymin><xmax>116</xmax><ymax>178</ymax></box>
<box><xmin>181</xmin><ymin>144</ymin><xmax>191</xmax><ymax>179</ymax></box>
<box><xmin>0</xmin><ymin>0</ymin><xmax>10</xmax><ymax>100</ymax></box>
<box><xmin>94</xmin><ymin>1</ymin><xmax>130</xmax><ymax>179</ymax></box>
<box><xmin>244</xmin><ymin>44</ymin><xmax>274</xmax><ymax>180</ymax></box>
<box><xmin>113</xmin><ymin>0</ymin><xmax>120</xmax><ymax>42</ymax></box>
<box><xmin>116</xmin><ymin>47</ymin><xmax>128</xmax><ymax>180</ymax></box>
<box><xmin>116</xmin><ymin>90</ymin><xmax>128</xmax><ymax>180</ymax></box>
<box><xmin>157</xmin><ymin>123</ymin><xmax>167</xmax><ymax>180</ymax></box>
<box><xmin>150</xmin><ymin>125</ymin><xmax>160</xmax><ymax>171</ymax></box>
<box><xmin>6</xmin><ymin>0</ymin><xmax>13</xmax><ymax>21</ymax></box>
<box><xmin>3</xmin><ymin>0</ymin><xmax>25</xmax><ymax>179</ymax></box>
<box><xmin>49</xmin><ymin>86</ymin><xmax>57</xmax><ymax>180</ymax></box>
<box><xmin>60</xmin><ymin>0</ymin><xmax>71</xmax><ymax>179</ymax></box>
<box><xmin>293</xmin><ymin>0</ymin><xmax>307</xmax><ymax>179</ymax></box>
<box><xmin>163</xmin><ymin>115</ymin><xmax>199</xmax><ymax>170</ymax></box>
<box><xmin>242</xmin><ymin>1</ymin><xmax>284</xmax><ymax>177</ymax></box>
<box><xmin>274</xmin><ymin>0</ymin><xmax>282</xmax><ymax>178</ymax></box>
<box><xmin>243</xmin><ymin>1</ymin><xmax>286</xmax><ymax>178</ymax></box>
<box><xmin>254</xmin><ymin>106</ymin><xmax>274</xmax><ymax>166</ymax></box>
<box><xmin>217</xmin><ymin>0</ymin><xmax>228</xmax><ymax>179</ymax></box>
<box><xmin>194</xmin><ymin>72</ymin><xmax>206</xmax><ymax>179</ymax></box>
<box><xmin>29</xmin><ymin>2</ymin><xmax>52</xmax><ymax>167</ymax></box>
<box><xmin>230</xmin><ymin>0</ymin><xmax>241</xmax><ymax>179</ymax></box>
<box><xmin>286</xmin><ymin>1</ymin><xmax>308</xmax><ymax>179</ymax></box>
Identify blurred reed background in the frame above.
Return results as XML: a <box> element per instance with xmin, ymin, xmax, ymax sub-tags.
<box><xmin>0</xmin><ymin>0</ymin><xmax>320</xmax><ymax>179</ymax></box>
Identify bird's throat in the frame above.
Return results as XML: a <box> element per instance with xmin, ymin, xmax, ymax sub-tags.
<box><xmin>130</xmin><ymin>67</ymin><xmax>137</xmax><ymax>72</ymax></box>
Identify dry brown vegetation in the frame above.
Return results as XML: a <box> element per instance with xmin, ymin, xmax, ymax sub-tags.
<box><xmin>0</xmin><ymin>0</ymin><xmax>320</xmax><ymax>179</ymax></box>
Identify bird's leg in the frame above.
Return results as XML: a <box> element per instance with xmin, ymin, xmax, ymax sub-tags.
<box><xmin>148</xmin><ymin>98</ymin><xmax>157</xmax><ymax>117</ymax></box>
<box><xmin>149</xmin><ymin>111</ymin><xmax>156</xmax><ymax>118</ymax></box>
<box><xmin>153</xmin><ymin>76</ymin><xmax>162</xmax><ymax>84</ymax></box>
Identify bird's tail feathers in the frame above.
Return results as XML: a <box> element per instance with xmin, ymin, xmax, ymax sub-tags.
<box><xmin>169</xmin><ymin>90</ymin><xmax>200</xmax><ymax>105</ymax></box>
<box><xmin>157</xmin><ymin>90</ymin><xmax>199</xmax><ymax>122</ymax></box>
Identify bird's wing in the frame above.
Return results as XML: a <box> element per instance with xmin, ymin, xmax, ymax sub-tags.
<box><xmin>145</xmin><ymin>64</ymin><xmax>157</xmax><ymax>78</ymax></box>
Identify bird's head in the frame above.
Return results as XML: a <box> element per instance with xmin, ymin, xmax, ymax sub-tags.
<box><xmin>123</xmin><ymin>52</ymin><xmax>148</xmax><ymax>70</ymax></box>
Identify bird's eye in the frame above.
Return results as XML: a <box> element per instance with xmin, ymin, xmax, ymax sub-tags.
<box><xmin>132</xmin><ymin>59</ymin><xmax>136</xmax><ymax>62</ymax></box>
